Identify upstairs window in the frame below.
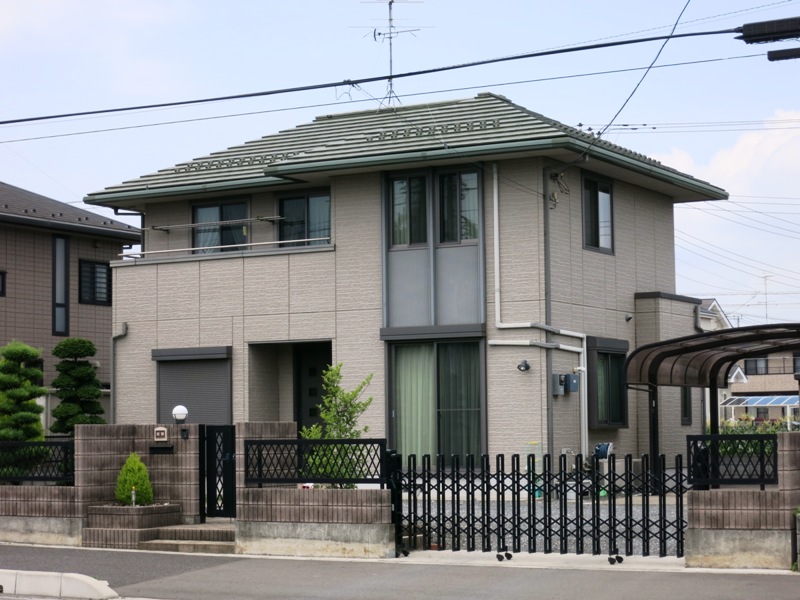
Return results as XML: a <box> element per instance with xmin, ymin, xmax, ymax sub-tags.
<box><xmin>192</xmin><ymin>200</ymin><xmax>247</xmax><ymax>253</ymax></box>
<box><xmin>583</xmin><ymin>175</ymin><xmax>613</xmax><ymax>252</ymax></box>
<box><xmin>391</xmin><ymin>176</ymin><xmax>427</xmax><ymax>246</ymax></box>
<box><xmin>587</xmin><ymin>336</ymin><xmax>628</xmax><ymax>428</ymax></box>
<box><xmin>79</xmin><ymin>261</ymin><xmax>111</xmax><ymax>305</ymax></box>
<box><xmin>793</xmin><ymin>352</ymin><xmax>800</xmax><ymax>375</ymax></box>
<box><xmin>0</xmin><ymin>271</ymin><xmax>5</xmax><ymax>297</ymax></box>
<box><xmin>279</xmin><ymin>193</ymin><xmax>330</xmax><ymax>247</ymax></box>
<box><xmin>744</xmin><ymin>357</ymin><xmax>767</xmax><ymax>375</ymax></box>
<box><xmin>440</xmin><ymin>172</ymin><xmax>479</xmax><ymax>243</ymax></box>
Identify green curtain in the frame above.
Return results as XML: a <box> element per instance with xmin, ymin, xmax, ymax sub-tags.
<box><xmin>395</xmin><ymin>344</ymin><xmax>436</xmax><ymax>457</ymax></box>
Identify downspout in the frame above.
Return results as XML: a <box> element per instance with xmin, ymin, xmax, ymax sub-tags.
<box><xmin>110</xmin><ymin>322</ymin><xmax>128</xmax><ymax>424</ymax></box>
<box><xmin>487</xmin><ymin>163</ymin><xmax>589</xmax><ymax>458</ymax></box>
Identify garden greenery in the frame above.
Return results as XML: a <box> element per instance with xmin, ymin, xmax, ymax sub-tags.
<box><xmin>115</xmin><ymin>452</ymin><xmax>154</xmax><ymax>506</ymax></box>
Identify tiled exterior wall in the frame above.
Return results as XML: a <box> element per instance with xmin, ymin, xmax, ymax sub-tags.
<box><xmin>0</xmin><ymin>224</ymin><xmax>121</xmax><ymax>386</ymax></box>
<box><xmin>688</xmin><ymin>432</ymin><xmax>800</xmax><ymax>531</ymax></box>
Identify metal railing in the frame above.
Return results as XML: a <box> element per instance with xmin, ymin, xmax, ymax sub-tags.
<box><xmin>390</xmin><ymin>452</ymin><xmax>687</xmax><ymax>558</ymax></box>
<box><xmin>0</xmin><ymin>440</ymin><xmax>75</xmax><ymax>484</ymax></box>
<box><xmin>686</xmin><ymin>434</ymin><xmax>778</xmax><ymax>490</ymax></box>
<box><xmin>244</xmin><ymin>438</ymin><xmax>389</xmax><ymax>486</ymax></box>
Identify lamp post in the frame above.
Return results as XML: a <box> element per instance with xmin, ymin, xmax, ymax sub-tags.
<box><xmin>172</xmin><ymin>405</ymin><xmax>189</xmax><ymax>439</ymax></box>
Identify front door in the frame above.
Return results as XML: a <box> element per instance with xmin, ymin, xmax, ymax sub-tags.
<box><xmin>203</xmin><ymin>425</ymin><xmax>236</xmax><ymax>518</ymax></box>
<box><xmin>295</xmin><ymin>343</ymin><xmax>332</xmax><ymax>435</ymax></box>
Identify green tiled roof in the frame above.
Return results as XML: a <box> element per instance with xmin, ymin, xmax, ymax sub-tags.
<box><xmin>86</xmin><ymin>93</ymin><xmax>726</xmax><ymax>202</ymax></box>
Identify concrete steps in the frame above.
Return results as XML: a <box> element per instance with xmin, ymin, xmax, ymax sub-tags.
<box><xmin>137</xmin><ymin>521</ymin><xmax>236</xmax><ymax>554</ymax></box>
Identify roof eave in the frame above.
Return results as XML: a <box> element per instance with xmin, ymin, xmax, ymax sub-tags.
<box><xmin>0</xmin><ymin>213</ymin><xmax>140</xmax><ymax>242</ymax></box>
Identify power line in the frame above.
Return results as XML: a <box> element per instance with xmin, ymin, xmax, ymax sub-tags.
<box><xmin>0</xmin><ymin>26</ymin><xmax>742</xmax><ymax>127</ymax></box>
<box><xmin>0</xmin><ymin>54</ymin><xmax>766</xmax><ymax>145</ymax></box>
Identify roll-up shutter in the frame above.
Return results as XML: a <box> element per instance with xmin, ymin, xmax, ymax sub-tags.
<box><xmin>156</xmin><ymin>358</ymin><xmax>232</xmax><ymax>425</ymax></box>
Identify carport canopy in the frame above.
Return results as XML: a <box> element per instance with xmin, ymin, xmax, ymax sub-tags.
<box><xmin>624</xmin><ymin>323</ymin><xmax>800</xmax><ymax>458</ymax></box>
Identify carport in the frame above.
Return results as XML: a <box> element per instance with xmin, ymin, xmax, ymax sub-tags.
<box><xmin>624</xmin><ymin>323</ymin><xmax>800</xmax><ymax>460</ymax></box>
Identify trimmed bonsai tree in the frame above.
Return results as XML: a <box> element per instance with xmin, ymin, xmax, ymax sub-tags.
<box><xmin>115</xmin><ymin>452</ymin><xmax>154</xmax><ymax>506</ymax></box>
<box><xmin>50</xmin><ymin>338</ymin><xmax>105</xmax><ymax>435</ymax></box>
<box><xmin>299</xmin><ymin>362</ymin><xmax>373</xmax><ymax>488</ymax></box>
<box><xmin>0</xmin><ymin>340</ymin><xmax>46</xmax><ymax>442</ymax></box>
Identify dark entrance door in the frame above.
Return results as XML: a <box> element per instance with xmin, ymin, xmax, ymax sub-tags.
<box><xmin>202</xmin><ymin>425</ymin><xmax>236</xmax><ymax>519</ymax></box>
<box><xmin>295</xmin><ymin>342</ymin><xmax>332</xmax><ymax>434</ymax></box>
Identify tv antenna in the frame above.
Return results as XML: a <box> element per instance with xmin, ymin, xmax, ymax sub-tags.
<box><xmin>365</xmin><ymin>0</ymin><xmax>422</xmax><ymax>104</ymax></box>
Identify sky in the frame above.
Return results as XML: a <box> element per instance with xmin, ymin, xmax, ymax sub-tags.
<box><xmin>2</xmin><ymin>0</ymin><xmax>799</xmax><ymax>326</ymax></box>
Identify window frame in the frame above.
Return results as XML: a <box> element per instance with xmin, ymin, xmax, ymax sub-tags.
<box><xmin>792</xmin><ymin>352</ymin><xmax>800</xmax><ymax>375</ymax></box>
<box><xmin>52</xmin><ymin>235</ymin><xmax>69</xmax><ymax>336</ymax></box>
<box><xmin>388</xmin><ymin>168</ymin><xmax>482</xmax><ymax>250</ymax></box>
<box><xmin>389</xmin><ymin>173</ymin><xmax>429</xmax><ymax>248</ymax></box>
<box><xmin>191</xmin><ymin>197</ymin><xmax>249</xmax><ymax>253</ymax></box>
<box><xmin>389</xmin><ymin>338</ymin><xmax>485</xmax><ymax>458</ymax></box>
<box><xmin>582</xmin><ymin>173</ymin><xmax>614</xmax><ymax>253</ymax></box>
<box><xmin>278</xmin><ymin>191</ymin><xmax>331</xmax><ymax>247</ymax></box>
<box><xmin>438</xmin><ymin>170</ymin><xmax>480</xmax><ymax>245</ymax></box>
<box><xmin>744</xmin><ymin>357</ymin><xmax>768</xmax><ymax>375</ymax></box>
<box><xmin>79</xmin><ymin>260</ymin><xmax>112</xmax><ymax>306</ymax></box>
<box><xmin>587</xmin><ymin>336</ymin><xmax>628</xmax><ymax>429</ymax></box>
<box><xmin>681</xmin><ymin>387</ymin><xmax>693</xmax><ymax>426</ymax></box>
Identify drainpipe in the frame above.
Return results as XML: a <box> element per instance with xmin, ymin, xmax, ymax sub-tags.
<box><xmin>110</xmin><ymin>322</ymin><xmax>128</xmax><ymax>424</ymax></box>
<box><xmin>487</xmin><ymin>163</ymin><xmax>589</xmax><ymax>458</ymax></box>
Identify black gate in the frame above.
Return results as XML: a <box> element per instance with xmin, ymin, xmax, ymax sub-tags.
<box><xmin>201</xmin><ymin>425</ymin><xmax>236</xmax><ymax>519</ymax></box>
<box><xmin>391</xmin><ymin>453</ymin><xmax>687</xmax><ymax>558</ymax></box>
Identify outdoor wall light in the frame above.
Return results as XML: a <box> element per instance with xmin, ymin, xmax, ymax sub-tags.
<box><xmin>172</xmin><ymin>405</ymin><xmax>189</xmax><ymax>439</ymax></box>
<box><xmin>517</xmin><ymin>359</ymin><xmax>530</xmax><ymax>372</ymax></box>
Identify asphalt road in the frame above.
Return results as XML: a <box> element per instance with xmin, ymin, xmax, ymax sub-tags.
<box><xmin>1</xmin><ymin>543</ymin><xmax>798</xmax><ymax>600</ymax></box>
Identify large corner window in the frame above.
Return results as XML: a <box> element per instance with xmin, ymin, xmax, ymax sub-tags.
<box><xmin>79</xmin><ymin>260</ymin><xmax>111</xmax><ymax>305</ymax></box>
<box><xmin>440</xmin><ymin>172</ymin><xmax>479</xmax><ymax>243</ymax></box>
<box><xmin>279</xmin><ymin>193</ymin><xmax>330</xmax><ymax>247</ymax></box>
<box><xmin>391</xmin><ymin>176</ymin><xmax>427</xmax><ymax>246</ymax></box>
<box><xmin>588</xmin><ymin>336</ymin><xmax>628</xmax><ymax>428</ymax></box>
<box><xmin>392</xmin><ymin>341</ymin><xmax>481</xmax><ymax>458</ymax></box>
<box><xmin>192</xmin><ymin>200</ymin><xmax>247</xmax><ymax>253</ymax></box>
<box><xmin>52</xmin><ymin>235</ymin><xmax>69</xmax><ymax>336</ymax></box>
<box><xmin>583</xmin><ymin>175</ymin><xmax>613</xmax><ymax>252</ymax></box>
<box><xmin>744</xmin><ymin>357</ymin><xmax>767</xmax><ymax>375</ymax></box>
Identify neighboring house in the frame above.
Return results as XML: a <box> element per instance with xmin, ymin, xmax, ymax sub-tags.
<box><xmin>696</xmin><ymin>298</ymin><xmax>734</xmax><ymax>428</ymax></box>
<box><xmin>0</xmin><ymin>181</ymin><xmax>140</xmax><ymax>428</ymax></box>
<box><xmin>84</xmin><ymin>93</ymin><xmax>728</xmax><ymax>460</ymax></box>
<box><xmin>722</xmin><ymin>350</ymin><xmax>800</xmax><ymax>424</ymax></box>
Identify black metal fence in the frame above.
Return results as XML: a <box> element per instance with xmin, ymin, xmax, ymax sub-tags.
<box><xmin>244</xmin><ymin>438</ymin><xmax>389</xmax><ymax>486</ymax></box>
<box><xmin>390</xmin><ymin>452</ymin><xmax>687</xmax><ymax>558</ymax></box>
<box><xmin>686</xmin><ymin>433</ymin><xmax>778</xmax><ymax>490</ymax></box>
<box><xmin>0</xmin><ymin>440</ymin><xmax>75</xmax><ymax>484</ymax></box>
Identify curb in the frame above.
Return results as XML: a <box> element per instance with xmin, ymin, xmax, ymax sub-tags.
<box><xmin>0</xmin><ymin>569</ymin><xmax>118</xmax><ymax>599</ymax></box>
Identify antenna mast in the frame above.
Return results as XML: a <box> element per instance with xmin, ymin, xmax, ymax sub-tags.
<box><xmin>372</xmin><ymin>0</ymin><xmax>420</xmax><ymax>103</ymax></box>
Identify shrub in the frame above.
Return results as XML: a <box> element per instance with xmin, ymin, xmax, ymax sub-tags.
<box><xmin>299</xmin><ymin>363</ymin><xmax>373</xmax><ymax>488</ymax></box>
<box><xmin>0</xmin><ymin>340</ymin><xmax>46</xmax><ymax>443</ymax></box>
<box><xmin>115</xmin><ymin>452</ymin><xmax>154</xmax><ymax>506</ymax></box>
<box><xmin>50</xmin><ymin>338</ymin><xmax>105</xmax><ymax>435</ymax></box>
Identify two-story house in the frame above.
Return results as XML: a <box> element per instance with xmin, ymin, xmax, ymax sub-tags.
<box><xmin>84</xmin><ymin>93</ymin><xmax>727</xmax><ymax>459</ymax></box>
<box><xmin>0</xmin><ymin>181</ymin><xmax>140</xmax><ymax>428</ymax></box>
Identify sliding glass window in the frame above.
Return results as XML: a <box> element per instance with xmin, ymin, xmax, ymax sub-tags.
<box><xmin>393</xmin><ymin>341</ymin><xmax>481</xmax><ymax>458</ymax></box>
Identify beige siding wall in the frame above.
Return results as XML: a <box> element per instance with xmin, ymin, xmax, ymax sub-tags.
<box><xmin>113</xmin><ymin>173</ymin><xmax>386</xmax><ymax>433</ymax></box>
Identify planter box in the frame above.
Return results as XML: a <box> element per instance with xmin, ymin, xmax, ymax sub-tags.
<box><xmin>86</xmin><ymin>504</ymin><xmax>181</xmax><ymax>529</ymax></box>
